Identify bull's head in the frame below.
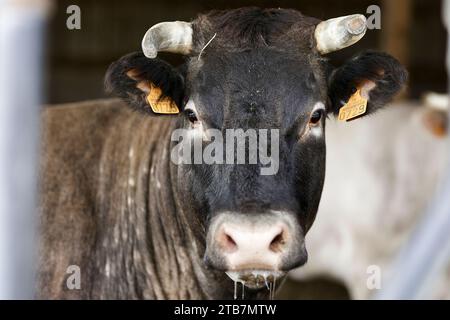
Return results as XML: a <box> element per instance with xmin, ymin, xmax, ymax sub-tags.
<box><xmin>105</xmin><ymin>8</ymin><xmax>406</xmax><ymax>293</ymax></box>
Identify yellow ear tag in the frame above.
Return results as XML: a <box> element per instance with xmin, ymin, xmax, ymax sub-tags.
<box><xmin>146</xmin><ymin>83</ymin><xmax>180</xmax><ymax>114</ymax></box>
<box><xmin>338</xmin><ymin>89</ymin><xmax>368</xmax><ymax>122</ymax></box>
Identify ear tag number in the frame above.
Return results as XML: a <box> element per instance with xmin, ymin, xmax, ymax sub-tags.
<box><xmin>146</xmin><ymin>83</ymin><xmax>180</xmax><ymax>114</ymax></box>
<box><xmin>338</xmin><ymin>89</ymin><xmax>368</xmax><ymax>122</ymax></box>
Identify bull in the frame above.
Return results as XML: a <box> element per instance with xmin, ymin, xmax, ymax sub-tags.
<box><xmin>37</xmin><ymin>7</ymin><xmax>407</xmax><ymax>299</ymax></box>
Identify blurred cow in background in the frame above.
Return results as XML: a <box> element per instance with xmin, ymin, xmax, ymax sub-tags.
<box><xmin>289</xmin><ymin>97</ymin><xmax>450</xmax><ymax>299</ymax></box>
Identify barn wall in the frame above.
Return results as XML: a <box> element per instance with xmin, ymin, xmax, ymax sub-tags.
<box><xmin>46</xmin><ymin>0</ymin><xmax>446</xmax><ymax>103</ymax></box>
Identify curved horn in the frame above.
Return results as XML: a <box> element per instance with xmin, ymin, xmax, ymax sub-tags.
<box><xmin>141</xmin><ymin>21</ymin><xmax>193</xmax><ymax>58</ymax></box>
<box><xmin>315</xmin><ymin>14</ymin><xmax>367</xmax><ymax>55</ymax></box>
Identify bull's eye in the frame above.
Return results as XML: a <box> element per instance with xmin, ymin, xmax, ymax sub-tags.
<box><xmin>309</xmin><ymin>109</ymin><xmax>323</xmax><ymax>125</ymax></box>
<box><xmin>185</xmin><ymin>109</ymin><xmax>198</xmax><ymax>124</ymax></box>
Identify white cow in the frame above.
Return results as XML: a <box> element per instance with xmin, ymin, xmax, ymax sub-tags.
<box><xmin>290</xmin><ymin>100</ymin><xmax>450</xmax><ymax>299</ymax></box>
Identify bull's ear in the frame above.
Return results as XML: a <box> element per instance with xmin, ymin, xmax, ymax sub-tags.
<box><xmin>327</xmin><ymin>51</ymin><xmax>408</xmax><ymax>119</ymax></box>
<box><xmin>104</xmin><ymin>52</ymin><xmax>184</xmax><ymax>115</ymax></box>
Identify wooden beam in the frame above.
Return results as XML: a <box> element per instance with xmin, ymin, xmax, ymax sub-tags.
<box><xmin>381</xmin><ymin>0</ymin><xmax>413</xmax><ymax>66</ymax></box>
<box><xmin>381</xmin><ymin>0</ymin><xmax>413</xmax><ymax>98</ymax></box>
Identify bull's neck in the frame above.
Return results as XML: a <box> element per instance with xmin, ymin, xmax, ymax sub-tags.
<box><xmin>98</xmin><ymin>115</ymin><xmax>230</xmax><ymax>299</ymax></box>
<box><xmin>141</xmin><ymin>118</ymin><xmax>221</xmax><ymax>299</ymax></box>
<box><xmin>98</xmin><ymin>114</ymin><xmax>262</xmax><ymax>299</ymax></box>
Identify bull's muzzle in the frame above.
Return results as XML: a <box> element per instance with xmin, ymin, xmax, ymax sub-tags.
<box><xmin>205</xmin><ymin>211</ymin><xmax>307</xmax><ymax>289</ymax></box>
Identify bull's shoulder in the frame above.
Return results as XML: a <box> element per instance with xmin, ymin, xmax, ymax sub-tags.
<box><xmin>40</xmin><ymin>98</ymin><xmax>132</xmax><ymax>204</ymax></box>
<box><xmin>37</xmin><ymin>98</ymin><xmax>175</xmax><ymax>298</ymax></box>
<box><xmin>37</xmin><ymin>98</ymin><xmax>136</xmax><ymax>298</ymax></box>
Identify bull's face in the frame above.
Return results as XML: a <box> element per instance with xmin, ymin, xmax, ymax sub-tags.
<box><xmin>185</xmin><ymin>50</ymin><xmax>327</xmax><ymax>281</ymax></box>
<box><xmin>105</xmin><ymin>8</ymin><xmax>407</xmax><ymax>290</ymax></box>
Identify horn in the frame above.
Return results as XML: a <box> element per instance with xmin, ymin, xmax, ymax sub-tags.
<box><xmin>314</xmin><ymin>14</ymin><xmax>367</xmax><ymax>55</ymax></box>
<box><xmin>141</xmin><ymin>21</ymin><xmax>193</xmax><ymax>58</ymax></box>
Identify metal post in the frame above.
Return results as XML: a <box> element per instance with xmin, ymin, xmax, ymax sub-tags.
<box><xmin>0</xmin><ymin>0</ymin><xmax>50</xmax><ymax>299</ymax></box>
<box><xmin>374</xmin><ymin>0</ymin><xmax>450</xmax><ymax>300</ymax></box>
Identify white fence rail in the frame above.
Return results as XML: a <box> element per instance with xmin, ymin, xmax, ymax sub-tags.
<box><xmin>0</xmin><ymin>0</ymin><xmax>50</xmax><ymax>299</ymax></box>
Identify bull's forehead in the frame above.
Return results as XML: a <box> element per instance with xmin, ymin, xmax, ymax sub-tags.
<box><xmin>188</xmin><ymin>49</ymin><xmax>326</xmax><ymax>129</ymax></box>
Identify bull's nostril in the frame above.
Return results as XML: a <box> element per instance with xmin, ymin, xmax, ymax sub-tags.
<box><xmin>225</xmin><ymin>234</ymin><xmax>237</xmax><ymax>250</ymax></box>
<box><xmin>269</xmin><ymin>231</ymin><xmax>286</xmax><ymax>253</ymax></box>
<box><xmin>217</xmin><ymin>229</ymin><xmax>238</xmax><ymax>252</ymax></box>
